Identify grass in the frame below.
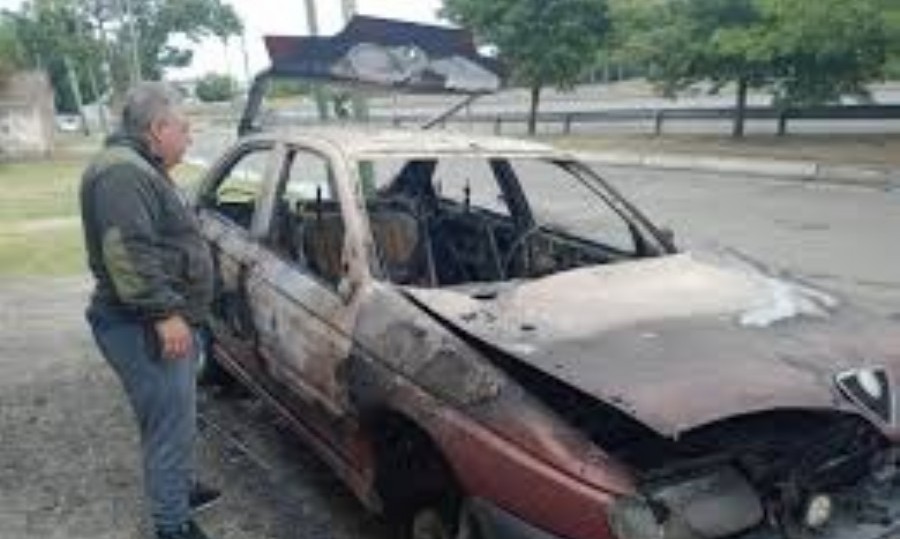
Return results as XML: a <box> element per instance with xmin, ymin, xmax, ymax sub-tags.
<box><xmin>0</xmin><ymin>156</ymin><xmax>86</xmax><ymax>276</ymax></box>
<box><xmin>0</xmin><ymin>159</ymin><xmax>83</xmax><ymax>222</ymax></box>
<box><xmin>0</xmin><ymin>149</ymin><xmax>208</xmax><ymax>277</ymax></box>
<box><xmin>0</xmin><ymin>225</ymin><xmax>85</xmax><ymax>277</ymax></box>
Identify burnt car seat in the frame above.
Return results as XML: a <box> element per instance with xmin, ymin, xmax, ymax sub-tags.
<box><xmin>301</xmin><ymin>206</ymin><xmax>345</xmax><ymax>285</ymax></box>
<box><xmin>368</xmin><ymin>205</ymin><xmax>426</xmax><ymax>284</ymax></box>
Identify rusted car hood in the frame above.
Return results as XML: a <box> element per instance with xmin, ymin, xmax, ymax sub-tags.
<box><xmin>403</xmin><ymin>253</ymin><xmax>900</xmax><ymax>437</ymax></box>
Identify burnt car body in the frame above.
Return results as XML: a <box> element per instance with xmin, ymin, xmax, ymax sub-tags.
<box><xmin>195</xmin><ymin>127</ymin><xmax>900</xmax><ymax>539</ymax></box>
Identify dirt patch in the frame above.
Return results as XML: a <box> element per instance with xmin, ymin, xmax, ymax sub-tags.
<box><xmin>0</xmin><ymin>277</ymin><xmax>389</xmax><ymax>539</ymax></box>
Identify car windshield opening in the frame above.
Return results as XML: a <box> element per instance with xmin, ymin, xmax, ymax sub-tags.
<box><xmin>359</xmin><ymin>155</ymin><xmax>665</xmax><ymax>288</ymax></box>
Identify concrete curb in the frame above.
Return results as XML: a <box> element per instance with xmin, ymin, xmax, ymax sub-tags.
<box><xmin>578</xmin><ymin>150</ymin><xmax>900</xmax><ymax>189</ymax></box>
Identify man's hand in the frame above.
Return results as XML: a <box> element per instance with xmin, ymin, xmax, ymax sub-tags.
<box><xmin>154</xmin><ymin>314</ymin><xmax>193</xmax><ymax>360</ymax></box>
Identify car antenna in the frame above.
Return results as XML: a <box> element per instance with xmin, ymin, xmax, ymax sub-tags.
<box><xmin>316</xmin><ymin>185</ymin><xmax>322</xmax><ymax>223</ymax></box>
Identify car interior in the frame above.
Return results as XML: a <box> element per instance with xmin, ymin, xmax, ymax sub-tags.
<box><xmin>206</xmin><ymin>151</ymin><xmax>656</xmax><ymax>289</ymax></box>
<box><xmin>270</xmin><ymin>157</ymin><xmax>653</xmax><ymax>288</ymax></box>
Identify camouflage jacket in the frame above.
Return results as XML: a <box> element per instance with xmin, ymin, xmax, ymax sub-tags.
<box><xmin>80</xmin><ymin>134</ymin><xmax>214</xmax><ymax>325</ymax></box>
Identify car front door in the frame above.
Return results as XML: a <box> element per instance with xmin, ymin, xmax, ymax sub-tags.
<box><xmin>197</xmin><ymin>139</ymin><xmax>284</xmax><ymax>373</ymax></box>
<box><xmin>246</xmin><ymin>141</ymin><xmax>367</xmax><ymax>421</ymax></box>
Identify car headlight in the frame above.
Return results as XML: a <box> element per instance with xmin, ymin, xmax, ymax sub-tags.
<box><xmin>802</xmin><ymin>493</ymin><xmax>833</xmax><ymax>529</ymax></box>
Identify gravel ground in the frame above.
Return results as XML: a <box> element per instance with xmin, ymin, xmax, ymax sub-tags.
<box><xmin>0</xmin><ymin>277</ymin><xmax>390</xmax><ymax>539</ymax></box>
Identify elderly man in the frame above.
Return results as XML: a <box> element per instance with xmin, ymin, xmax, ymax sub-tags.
<box><xmin>80</xmin><ymin>82</ymin><xmax>219</xmax><ymax>539</ymax></box>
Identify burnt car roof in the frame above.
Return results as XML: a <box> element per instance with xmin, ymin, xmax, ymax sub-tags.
<box><xmin>245</xmin><ymin>127</ymin><xmax>567</xmax><ymax>159</ymax></box>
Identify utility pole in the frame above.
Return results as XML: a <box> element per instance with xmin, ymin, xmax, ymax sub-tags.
<box><xmin>93</xmin><ymin>3</ymin><xmax>117</xmax><ymax>130</ymax></box>
<box><xmin>341</xmin><ymin>0</ymin><xmax>369</xmax><ymax>122</ymax></box>
<box><xmin>74</xmin><ymin>10</ymin><xmax>108</xmax><ymax>134</ymax></box>
<box><xmin>63</xmin><ymin>56</ymin><xmax>90</xmax><ymax>136</ymax></box>
<box><xmin>303</xmin><ymin>0</ymin><xmax>329</xmax><ymax>122</ymax></box>
<box><xmin>239</xmin><ymin>30</ymin><xmax>252</xmax><ymax>87</ymax></box>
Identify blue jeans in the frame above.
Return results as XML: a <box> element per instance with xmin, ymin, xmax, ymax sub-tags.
<box><xmin>87</xmin><ymin>306</ymin><xmax>200</xmax><ymax>533</ymax></box>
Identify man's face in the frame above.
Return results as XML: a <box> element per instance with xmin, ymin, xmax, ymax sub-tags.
<box><xmin>150</xmin><ymin>110</ymin><xmax>191</xmax><ymax>170</ymax></box>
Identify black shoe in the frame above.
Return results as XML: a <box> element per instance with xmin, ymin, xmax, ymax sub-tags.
<box><xmin>156</xmin><ymin>520</ymin><xmax>211</xmax><ymax>539</ymax></box>
<box><xmin>189</xmin><ymin>482</ymin><xmax>221</xmax><ymax>514</ymax></box>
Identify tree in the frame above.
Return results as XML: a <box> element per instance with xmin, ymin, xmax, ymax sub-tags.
<box><xmin>443</xmin><ymin>0</ymin><xmax>608</xmax><ymax>135</ymax></box>
<box><xmin>611</xmin><ymin>0</ymin><xmax>888</xmax><ymax>137</ymax></box>
<box><xmin>0</xmin><ymin>17</ymin><xmax>26</xmax><ymax>82</ymax></box>
<box><xmin>12</xmin><ymin>0</ymin><xmax>101</xmax><ymax>116</ymax></box>
<box><xmin>195</xmin><ymin>72</ymin><xmax>236</xmax><ymax>102</ymax></box>
<box><xmin>874</xmin><ymin>0</ymin><xmax>900</xmax><ymax>78</ymax></box>
<box><xmin>126</xmin><ymin>0</ymin><xmax>242</xmax><ymax>83</ymax></box>
<box><xmin>7</xmin><ymin>0</ymin><xmax>243</xmax><ymax>113</ymax></box>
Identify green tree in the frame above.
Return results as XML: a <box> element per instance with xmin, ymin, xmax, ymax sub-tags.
<box><xmin>0</xmin><ymin>17</ymin><xmax>27</xmax><ymax>82</ymax></box>
<box><xmin>195</xmin><ymin>72</ymin><xmax>236</xmax><ymax>102</ymax></box>
<box><xmin>12</xmin><ymin>0</ymin><xmax>101</xmax><ymax>114</ymax></box>
<box><xmin>127</xmin><ymin>0</ymin><xmax>242</xmax><ymax>83</ymax></box>
<box><xmin>443</xmin><ymin>0</ymin><xmax>608</xmax><ymax>135</ymax></box>
<box><xmin>611</xmin><ymin>0</ymin><xmax>888</xmax><ymax>137</ymax></box>
<box><xmin>879</xmin><ymin>0</ymin><xmax>900</xmax><ymax>78</ymax></box>
<box><xmin>7</xmin><ymin>0</ymin><xmax>243</xmax><ymax>112</ymax></box>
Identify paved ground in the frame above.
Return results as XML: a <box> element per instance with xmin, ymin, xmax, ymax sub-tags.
<box><xmin>0</xmin><ymin>279</ymin><xmax>389</xmax><ymax>539</ymax></box>
<box><xmin>596</xmin><ymin>165</ymin><xmax>900</xmax><ymax>315</ymax></box>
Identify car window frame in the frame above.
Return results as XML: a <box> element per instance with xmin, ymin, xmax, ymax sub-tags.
<box><xmin>197</xmin><ymin>139</ymin><xmax>286</xmax><ymax>240</ymax></box>
<box><xmin>264</xmin><ymin>140</ymin><xmax>365</xmax><ymax>293</ymax></box>
<box><xmin>502</xmin><ymin>157</ymin><xmax>673</xmax><ymax>256</ymax></box>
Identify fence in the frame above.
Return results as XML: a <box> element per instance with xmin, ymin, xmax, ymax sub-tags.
<box><xmin>383</xmin><ymin>104</ymin><xmax>900</xmax><ymax>136</ymax></box>
<box><xmin>232</xmin><ymin>102</ymin><xmax>900</xmax><ymax>137</ymax></box>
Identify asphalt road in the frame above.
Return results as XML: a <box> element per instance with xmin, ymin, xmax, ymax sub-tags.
<box><xmin>0</xmin><ymin>278</ymin><xmax>389</xmax><ymax>539</ymax></box>
<box><xmin>595</xmin><ymin>165</ymin><xmax>900</xmax><ymax>316</ymax></box>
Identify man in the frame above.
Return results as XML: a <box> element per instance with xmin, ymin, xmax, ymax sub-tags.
<box><xmin>80</xmin><ymin>81</ymin><xmax>219</xmax><ymax>539</ymax></box>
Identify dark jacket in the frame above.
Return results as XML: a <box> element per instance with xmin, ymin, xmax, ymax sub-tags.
<box><xmin>80</xmin><ymin>133</ymin><xmax>214</xmax><ymax>325</ymax></box>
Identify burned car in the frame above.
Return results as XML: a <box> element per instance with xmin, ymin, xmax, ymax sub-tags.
<box><xmin>194</xmin><ymin>14</ymin><xmax>900</xmax><ymax>539</ymax></box>
<box><xmin>195</xmin><ymin>126</ymin><xmax>900</xmax><ymax>539</ymax></box>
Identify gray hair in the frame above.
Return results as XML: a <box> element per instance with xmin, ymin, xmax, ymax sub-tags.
<box><xmin>120</xmin><ymin>81</ymin><xmax>182</xmax><ymax>138</ymax></box>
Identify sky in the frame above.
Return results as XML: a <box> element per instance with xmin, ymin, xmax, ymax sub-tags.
<box><xmin>0</xmin><ymin>0</ymin><xmax>446</xmax><ymax>81</ymax></box>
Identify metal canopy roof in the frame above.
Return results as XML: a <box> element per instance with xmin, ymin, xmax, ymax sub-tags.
<box><xmin>262</xmin><ymin>15</ymin><xmax>504</xmax><ymax>94</ymax></box>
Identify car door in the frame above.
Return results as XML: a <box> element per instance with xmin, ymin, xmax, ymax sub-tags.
<box><xmin>196</xmin><ymin>139</ymin><xmax>285</xmax><ymax>373</ymax></box>
<box><xmin>244</xmin><ymin>141</ymin><xmax>366</xmax><ymax>420</ymax></box>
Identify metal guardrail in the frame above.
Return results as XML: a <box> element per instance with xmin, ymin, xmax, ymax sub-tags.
<box><xmin>227</xmin><ymin>103</ymin><xmax>900</xmax><ymax>136</ymax></box>
<box><xmin>381</xmin><ymin>104</ymin><xmax>900</xmax><ymax>135</ymax></box>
